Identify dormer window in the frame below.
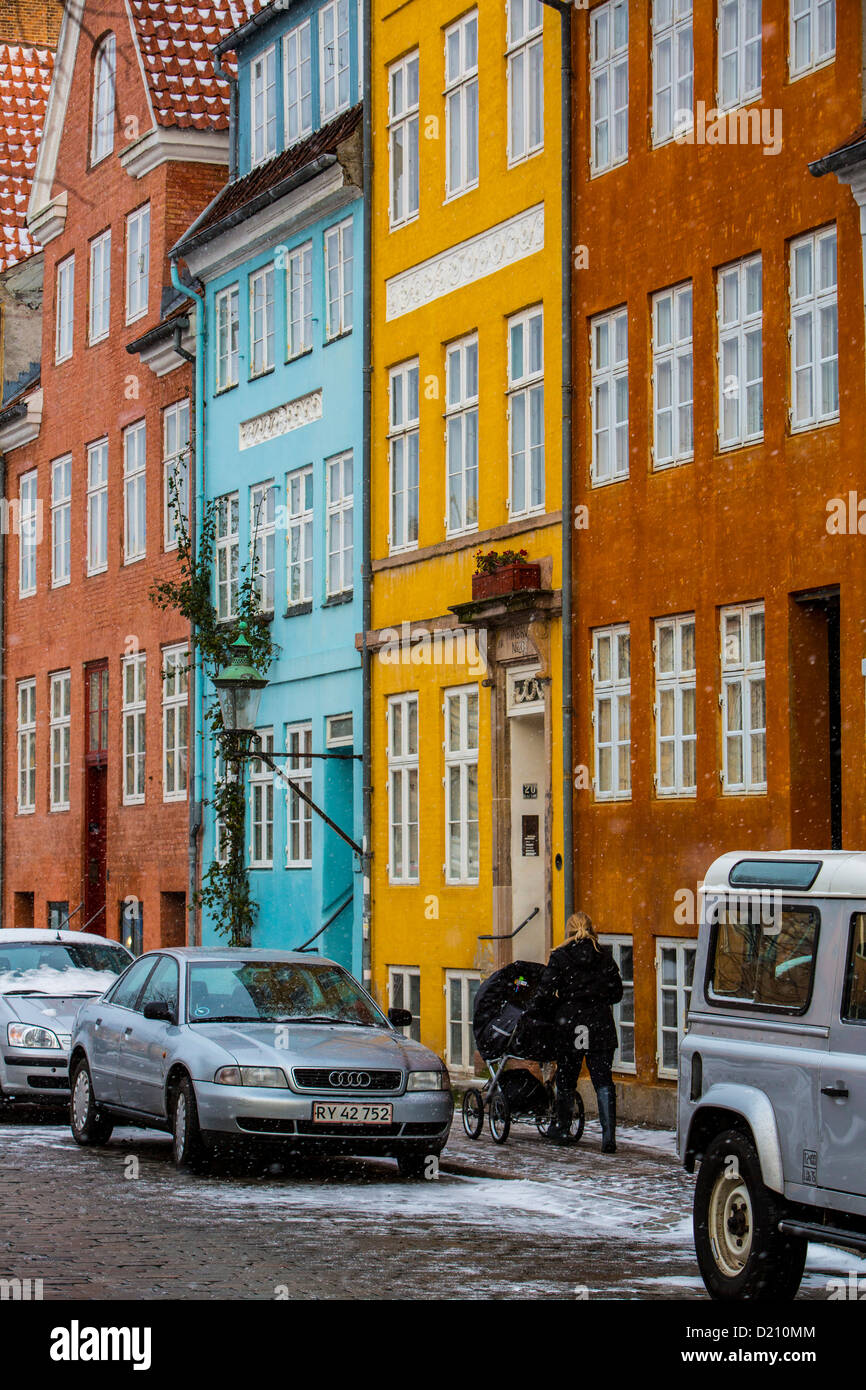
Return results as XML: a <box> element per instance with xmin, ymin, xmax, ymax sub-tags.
<box><xmin>92</xmin><ymin>34</ymin><xmax>116</xmax><ymax>164</ymax></box>
<box><xmin>251</xmin><ymin>44</ymin><xmax>277</xmax><ymax>166</ymax></box>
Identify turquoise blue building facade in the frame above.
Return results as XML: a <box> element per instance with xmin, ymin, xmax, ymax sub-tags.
<box><xmin>173</xmin><ymin>0</ymin><xmax>364</xmax><ymax>973</ymax></box>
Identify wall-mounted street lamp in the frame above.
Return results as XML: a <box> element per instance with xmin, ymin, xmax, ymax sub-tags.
<box><xmin>213</xmin><ymin>622</ymin><xmax>268</xmax><ymax>737</ymax></box>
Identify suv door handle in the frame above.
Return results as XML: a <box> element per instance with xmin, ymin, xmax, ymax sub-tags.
<box><xmin>123</xmin><ymin>1026</ymin><xmax>133</xmax><ymax>1036</ymax></box>
<box><xmin>821</xmin><ymin>1085</ymin><xmax>849</xmax><ymax>1099</ymax></box>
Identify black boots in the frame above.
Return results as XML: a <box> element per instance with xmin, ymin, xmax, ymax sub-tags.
<box><xmin>597</xmin><ymin>1084</ymin><xmax>617</xmax><ymax>1154</ymax></box>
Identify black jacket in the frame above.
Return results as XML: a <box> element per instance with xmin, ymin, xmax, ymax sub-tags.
<box><xmin>531</xmin><ymin>938</ymin><xmax>624</xmax><ymax>1056</ymax></box>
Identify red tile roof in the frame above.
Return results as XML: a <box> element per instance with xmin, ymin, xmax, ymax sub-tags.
<box><xmin>0</xmin><ymin>42</ymin><xmax>53</xmax><ymax>272</ymax></box>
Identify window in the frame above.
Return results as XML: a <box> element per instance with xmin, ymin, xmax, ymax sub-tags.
<box><xmin>655</xmin><ymin>613</ymin><xmax>696</xmax><ymax>796</ymax></box>
<box><xmin>286</xmin><ymin>723</ymin><xmax>312</xmax><ymax>867</ymax></box>
<box><xmin>285</xmin><ymin>20</ymin><xmax>313</xmax><ymax>144</ymax></box>
<box><xmin>51</xmin><ymin>456</ymin><xmax>71</xmax><ymax>587</ymax></box>
<box><xmin>56</xmin><ymin>255</ymin><xmax>74</xmax><ymax>363</ymax></box>
<box><xmin>49</xmin><ymin>670</ymin><xmax>71</xmax><ymax>812</ymax></box>
<box><xmin>446</xmin><ymin>970</ymin><xmax>481</xmax><ymax>1070</ymax></box>
<box><xmin>48</xmin><ymin>901</ymin><xmax>69</xmax><ymax>931</ymax></box>
<box><xmin>324</xmin><ymin>218</ymin><xmax>353</xmax><ymax>338</ymax></box>
<box><xmin>590</xmin><ymin>1</ymin><xmax>628</xmax><ymax>174</ymax></box>
<box><xmin>249</xmin><ymin>730</ymin><xmax>275</xmax><ymax>868</ymax></box>
<box><xmin>286</xmin><ymin>466</ymin><xmax>314</xmax><ymax>605</ymax></box>
<box><xmin>508</xmin><ymin>306</ymin><xmax>544</xmax><ymax>516</ymax></box>
<box><xmin>163</xmin><ymin>400</ymin><xmax>190</xmax><ymax>550</ymax></box>
<box><xmin>718</xmin><ymin>255</ymin><xmax>763</xmax><ymax>449</ymax></box>
<box><xmin>19</xmin><ymin>470</ymin><xmax>38</xmax><ymax>597</ymax></box>
<box><xmin>251</xmin><ymin>481</ymin><xmax>276</xmax><ymax>613</ymax></box>
<box><xmin>89</xmin><ymin>230</ymin><xmax>111</xmax><ymax>343</ymax></box>
<box><xmin>718</xmin><ymin>0</ymin><xmax>761</xmax><ymax>110</ymax></box>
<box><xmin>656</xmin><ymin>939</ymin><xmax>696</xmax><ymax>1078</ymax></box>
<box><xmin>389</xmin><ymin>360</ymin><xmax>420</xmax><ymax>552</ymax></box>
<box><xmin>87</xmin><ymin>439</ymin><xmax>108</xmax><ymax>575</ymax></box>
<box><xmin>445</xmin><ymin>11</ymin><xmax>479</xmax><ymax>198</ymax></box>
<box><xmin>790</xmin><ymin>0</ymin><xmax>834</xmax><ymax>77</ymax></box>
<box><xmin>87</xmin><ymin>665</ymin><xmax>109</xmax><ymax>755</ymax></box>
<box><xmin>507</xmin><ymin>0</ymin><xmax>544</xmax><ymax>163</ymax></box>
<box><xmin>843</xmin><ymin>913</ymin><xmax>866</xmax><ymax>1023</ymax></box>
<box><xmin>652</xmin><ymin>282</ymin><xmax>693</xmax><ymax>467</ymax></box>
<box><xmin>215</xmin><ymin>493</ymin><xmax>239</xmax><ymax>621</ymax></box>
<box><xmin>139</xmin><ymin>955</ymin><xmax>179</xmax><ymax>1016</ymax></box>
<box><xmin>250</xmin><ymin>264</ymin><xmax>275</xmax><ymax>376</ymax></box>
<box><xmin>445</xmin><ymin>686</ymin><xmax>479</xmax><ymax>883</ymax></box>
<box><xmin>592</xmin><ymin>625</ymin><xmax>631</xmax><ymax>799</ymax></box>
<box><xmin>17</xmin><ymin>679</ymin><xmax>36</xmax><ymax>814</ymax></box>
<box><xmin>389</xmin><ymin>967</ymin><xmax>421</xmax><ymax>1042</ymax></box>
<box><xmin>287</xmin><ymin>242</ymin><xmax>313</xmax><ymax>359</ymax></box>
<box><xmin>590</xmin><ymin>307</ymin><xmax>628</xmax><ymax>483</ymax></box>
<box><xmin>250</xmin><ymin>44</ymin><xmax>277</xmax><ymax>165</ymax></box>
<box><xmin>92</xmin><ymin>34</ymin><xmax>116</xmax><ymax>163</ymax></box>
<box><xmin>326</xmin><ymin>451</ymin><xmax>353</xmax><ymax>596</ymax></box>
<box><xmin>123</xmin><ymin>420</ymin><xmax>146</xmax><ymax>563</ymax></box>
<box><xmin>320</xmin><ymin>0</ymin><xmax>350</xmax><ymax>120</ymax></box>
<box><xmin>790</xmin><ymin>226</ymin><xmax>838</xmax><ymax>430</ymax></box>
<box><xmin>215</xmin><ymin>285</ymin><xmax>240</xmax><ymax>391</ymax></box>
<box><xmin>126</xmin><ymin>205</ymin><xmax>150</xmax><ymax>323</ymax></box>
<box><xmin>122</xmin><ymin>652</ymin><xmax>146</xmax><ymax>805</ymax></box>
<box><xmin>721</xmin><ymin>602</ymin><xmax>766</xmax><ymax>793</ymax></box>
<box><xmin>162</xmin><ymin>645</ymin><xmax>188</xmax><ymax>802</ymax></box>
<box><xmin>708</xmin><ymin>902</ymin><xmax>819</xmax><ymax>1013</ymax></box>
<box><xmin>389</xmin><ymin>51</ymin><xmax>420</xmax><ymax>226</ymax></box>
<box><xmin>600</xmin><ymin>935</ymin><xmax>635</xmax><ymax>1071</ymax></box>
<box><xmin>387</xmin><ymin>693</ymin><xmax>419</xmax><ymax>883</ymax></box>
<box><xmin>213</xmin><ymin>749</ymin><xmax>235</xmax><ymax>865</ymax></box>
<box><xmin>446</xmin><ymin>335</ymin><xmax>479</xmax><ymax>535</ymax></box>
<box><xmin>108</xmin><ymin>954</ymin><xmax>154</xmax><ymax>1010</ymax></box>
<box><xmin>652</xmin><ymin>0</ymin><xmax>693</xmax><ymax>144</ymax></box>
<box><xmin>326</xmin><ymin>712</ymin><xmax>353</xmax><ymax>746</ymax></box>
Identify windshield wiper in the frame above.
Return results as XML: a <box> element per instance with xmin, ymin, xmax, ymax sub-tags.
<box><xmin>188</xmin><ymin>1015</ymin><xmax>258</xmax><ymax>1024</ymax></box>
<box><xmin>282</xmin><ymin>1015</ymin><xmax>371</xmax><ymax>1026</ymax></box>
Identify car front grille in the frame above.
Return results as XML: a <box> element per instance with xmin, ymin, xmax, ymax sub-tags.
<box><xmin>291</xmin><ymin>1068</ymin><xmax>403</xmax><ymax>1092</ymax></box>
<box><xmin>295</xmin><ymin>1119</ymin><xmax>402</xmax><ymax>1137</ymax></box>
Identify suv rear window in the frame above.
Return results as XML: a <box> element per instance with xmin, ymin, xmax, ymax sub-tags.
<box><xmin>843</xmin><ymin>914</ymin><xmax>866</xmax><ymax>1023</ymax></box>
<box><xmin>707</xmin><ymin>902</ymin><xmax>820</xmax><ymax>1013</ymax></box>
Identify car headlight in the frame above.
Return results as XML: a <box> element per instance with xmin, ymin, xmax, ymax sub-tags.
<box><xmin>406</xmin><ymin>1069</ymin><xmax>447</xmax><ymax>1092</ymax></box>
<box><xmin>7</xmin><ymin>1023</ymin><xmax>61</xmax><ymax>1050</ymax></box>
<box><xmin>213</xmin><ymin>1066</ymin><xmax>287</xmax><ymax>1088</ymax></box>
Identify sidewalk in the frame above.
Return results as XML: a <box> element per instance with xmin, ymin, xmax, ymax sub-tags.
<box><xmin>440</xmin><ymin>1110</ymin><xmax>679</xmax><ymax>1181</ymax></box>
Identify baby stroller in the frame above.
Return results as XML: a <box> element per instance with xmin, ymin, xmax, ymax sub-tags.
<box><xmin>461</xmin><ymin>960</ymin><xmax>586</xmax><ymax>1145</ymax></box>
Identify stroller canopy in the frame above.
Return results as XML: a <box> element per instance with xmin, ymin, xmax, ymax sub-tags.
<box><xmin>473</xmin><ymin>960</ymin><xmax>549</xmax><ymax>1061</ymax></box>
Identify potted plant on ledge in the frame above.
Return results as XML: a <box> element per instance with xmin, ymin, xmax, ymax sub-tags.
<box><xmin>471</xmin><ymin>547</ymin><xmax>541</xmax><ymax>601</ymax></box>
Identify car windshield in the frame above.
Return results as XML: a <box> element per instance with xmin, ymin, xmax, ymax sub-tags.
<box><xmin>186</xmin><ymin>961</ymin><xmax>387</xmax><ymax>1027</ymax></box>
<box><xmin>0</xmin><ymin>942</ymin><xmax>132</xmax><ymax>996</ymax></box>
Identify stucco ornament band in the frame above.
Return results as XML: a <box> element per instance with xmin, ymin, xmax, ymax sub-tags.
<box><xmin>238</xmin><ymin>390</ymin><xmax>324</xmax><ymax>451</ymax></box>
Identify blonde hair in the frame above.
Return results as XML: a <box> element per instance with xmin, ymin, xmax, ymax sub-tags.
<box><xmin>564</xmin><ymin>911</ymin><xmax>600</xmax><ymax>950</ymax></box>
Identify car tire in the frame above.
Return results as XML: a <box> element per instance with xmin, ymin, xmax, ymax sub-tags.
<box><xmin>694</xmin><ymin>1128</ymin><xmax>807</xmax><ymax>1301</ymax></box>
<box><xmin>70</xmin><ymin>1059</ymin><xmax>114</xmax><ymax>1146</ymax></box>
<box><xmin>396</xmin><ymin>1149</ymin><xmax>439</xmax><ymax>1180</ymax></box>
<box><xmin>170</xmin><ymin>1075</ymin><xmax>209</xmax><ymax>1173</ymax></box>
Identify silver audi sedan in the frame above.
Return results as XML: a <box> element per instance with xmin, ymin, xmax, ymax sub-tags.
<box><xmin>69</xmin><ymin>948</ymin><xmax>453</xmax><ymax>1177</ymax></box>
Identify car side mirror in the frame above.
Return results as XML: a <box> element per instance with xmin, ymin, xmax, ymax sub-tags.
<box><xmin>143</xmin><ymin>1000</ymin><xmax>175</xmax><ymax>1024</ymax></box>
<box><xmin>388</xmin><ymin>1007</ymin><xmax>413</xmax><ymax>1028</ymax></box>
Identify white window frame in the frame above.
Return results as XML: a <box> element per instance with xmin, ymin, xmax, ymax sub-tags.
<box><xmin>590</xmin><ymin>0</ymin><xmax>629</xmax><ymax>175</ymax></box>
<box><xmin>18</xmin><ymin>469</ymin><xmax>38</xmax><ymax>598</ymax></box>
<box><xmin>389</xmin><ymin>51</ymin><xmax>420</xmax><ymax>227</ymax></box>
<box><xmin>17</xmin><ymin>678</ymin><xmax>36</xmax><ymax>814</ymax></box>
<box><xmin>51</xmin><ymin>455</ymin><xmax>71</xmax><ymax>588</ymax></box>
<box><xmin>250</xmin><ymin>263</ymin><xmax>275</xmax><ymax>377</ymax></box>
<box><xmin>790</xmin><ymin>0</ymin><xmax>835</xmax><ymax>79</ymax></box>
<box><xmin>654</xmin><ymin>613</ymin><xmax>696</xmax><ymax>798</ymax></box>
<box><xmin>251</xmin><ymin>480</ymin><xmax>276</xmax><ymax>614</ymax></box>
<box><xmin>285</xmin><ymin>722</ymin><xmax>313</xmax><ymax>868</ymax></box>
<box><xmin>55</xmin><ymin>255</ymin><xmax>74</xmax><ymax>363</ymax></box>
<box><xmin>592</xmin><ymin>624</ymin><xmax>631</xmax><ymax>801</ymax></box>
<box><xmin>319</xmin><ymin>0</ymin><xmax>351</xmax><ymax>121</ymax></box>
<box><xmin>324</xmin><ymin>218</ymin><xmax>353</xmax><ymax>339</ymax></box>
<box><xmin>507</xmin><ymin>0</ymin><xmax>544</xmax><ymax>165</ymax></box>
<box><xmin>285</xmin><ymin>20</ymin><xmax>313</xmax><ymax>145</ymax></box>
<box><xmin>445</xmin><ymin>969</ymin><xmax>482</xmax><ymax>1071</ymax></box>
<box><xmin>122</xmin><ymin>652</ymin><xmax>146</xmax><ymax>806</ymax></box>
<box><xmin>87</xmin><ymin>439</ymin><xmax>108</xmax><ymax>576</ymax></box>
<box><xmin>326</xmin><ymin>713</ymin><xmax>354</xmax><ymax>747</ymax></box>
<box><xmin>286</xmin><ymin>466</ymin><xmax>314</xmax><ymax>605</ymax></box>
<box><xmin>250</xmin><ymin>43</ymin><xmax>277</xmax><ymax>166</ymax></box>
<box><xmin>126</xmin><ymin>205</ymin><xmax>150</xmax><ymax>325</ymax></box>
<box><xmin>249</xmin><ymin>729</ymin><xmax>275</xmax><ymax>868</ymax></box>
<box><xmin>590</xmin><ymin>307</ymin><xmax>629</xmax><ymax>484</ymax></box>
<box><xmin>387</xmin><ymin>693</ymin><xmax>419</xmax><ymax>884</ymax></box>
<box><xmin>720</xmin><ymin>602</ymin><xmax>766</xmax><ymax>794</ymax></box>
<box><xmin>444</xmin><ymin>10</ymin><xmax>479</xmax><ymax>199</ymax></box>
<box><xmin>162</xmin><ymin>644</ymin><xmax>189</xmax><ymax>803</ymax></box>
<box><xmin>717</xmin><ymin>0</ymin><xmax>762</xmax><ymax>111</ymax></box>
<box><xmin>123</xmin><ymin>419</ymin><xmax>147</xmax><ymax>564</ymax></box>
<box><xmin>49</xmin><ymin>670</ymin><xmax>71</xmax><ymax>813</ymax></box>
<box><xmin>215</xmin><ymin>285</ymin><xmax>239</xmax><ymax>392</ymax></box>
<box><xmin>389</xmin><ymin>967</ymin><xmax>421</xmax><ymax>1042</ymax></box>
<box><xmin>388</xmin><ymin>360</ymin><xmax>420</xmax><ymax>554</ymax></box>
<box><xmin>718</xmin><ymin>254</ymin><xmax>763</xmax><ymax>450</ymax></box>
<box><xmin>215</xmin><ymin>492</ymin><xmax>239</xmax><ymax>622</ymax></box>
<box><xmin>326</xmin><ymin>450</ymin><xmax>353</xmax><ymax>597</ymax></box>
<box><xmin>163</xmin><ymin>399</ymin><xmax>190</xmax><ymax>551</ymax></box>
<box><xmin>89</xmin><ymin>229</ymin><xmax>111</xmax><ymax>344</ymax></box>
<box><xmin>508</xmin><ymin>306</ymin><xmax>545</xmax><ymax>517</ymax></box>
<box><xmin>790</xmin><ymin>225</ymin><xmax>838</xmax><ymax>432</ymax></box>
<box><xmin>652</xmin><ymin>282</ymin><xmax>693</xmax><ymax>468</ymax></box>
<box><xmin>91</xmin><ymin>33</ymin><xmax>116</xmax><ymax>164</ymax></box>
<box><xmin>599</xmin><ymin>934</ymin><xmax>635</xmax><ymax>1073</ymax></box>
<box><xmin>656</xmin><ymin>938</ymin><xmax>696</xmax><ymax>1079</ymax></box>
<box><xmin>651</xmin><ymin>0</ymin><xmax>693</xmax><ymax>145</ymax></box>
<box><xmin>445</xmin><ymin>335</ymin><xmax>479</xmax><ymax>536</ymax></box>
<box><xmin>444</xmin><ymin>685</ymin><xmax>479</xmax><ymax>885</ymax></box>
<box><xmin>287</xmin><ymin>241</ymin><xmax>313</xmax><ymax>359</ymax></box>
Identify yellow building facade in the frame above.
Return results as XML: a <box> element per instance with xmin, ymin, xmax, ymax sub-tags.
<box><xmin>368</xmin><ymin>0</ymin><xmax>565</xmax><ymax>1072</ymax></box>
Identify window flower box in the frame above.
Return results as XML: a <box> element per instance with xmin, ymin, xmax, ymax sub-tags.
<box><xmin>471</xmin><ymin>562</ymin><xmax>541</xmax><ymax>601</ymax></box>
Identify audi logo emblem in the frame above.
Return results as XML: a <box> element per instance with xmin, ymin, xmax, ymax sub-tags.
<box><xmin>329</xmin><ymin>1070</ymin><xmax>371</xmax><ymax>1088</ymax></box>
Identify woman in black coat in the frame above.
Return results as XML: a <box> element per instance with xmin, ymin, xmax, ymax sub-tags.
<box><xmin>531</xmin><ymin>911</ymin><xmax>623</xmax><ymax>1151</ymax></box>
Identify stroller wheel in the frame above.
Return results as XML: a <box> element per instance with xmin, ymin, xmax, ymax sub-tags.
<box><xmin>488</xmin><ymin>1091</ymin><xmax>511</xmax><ymax>1144</ymax></box>
<box><xmin>569</xmin><ymin>1090</ymin><xmax>586</xmax><ymax>1143</ymax></box>
<box><xmin>461</xmin><ymin>1088</ymin><xmax>484</xmax><ymax>1140</ymax></box>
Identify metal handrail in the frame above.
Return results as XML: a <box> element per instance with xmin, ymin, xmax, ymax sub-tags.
<box><xmin>293</xmin><ymin>890</ymin><xmax>354</xmax><ymax>953</ymax></box>
<box><xmin>478</xmin><ymin>905</ymin><xmax>540</xmax><ymax>942</ymax></box>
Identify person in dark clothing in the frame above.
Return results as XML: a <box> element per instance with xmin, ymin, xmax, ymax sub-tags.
<box><xmin>530</xmin><ymin>911</ymin><xmax>623</xmax><ymax>1151</ymax></box>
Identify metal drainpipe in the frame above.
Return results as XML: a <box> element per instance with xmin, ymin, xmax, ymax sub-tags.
<box><xmin>171</xmin><ymin>262</ymin><xmax>205</xmax><ymax>946</ymax></box>
<box><xmin>361</xmin><ymin>0</ymin><xmax>373</xmax><ymax>991</ymax></box>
